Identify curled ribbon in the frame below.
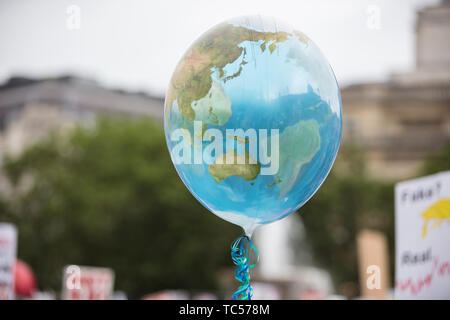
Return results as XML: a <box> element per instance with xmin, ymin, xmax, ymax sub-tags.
<box><xmin>231</xmin><ymin>235</ymin><xmax>259</xmax><ymax>300</ymax></box>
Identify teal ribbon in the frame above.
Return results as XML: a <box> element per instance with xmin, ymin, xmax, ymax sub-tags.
<box><xmin>231</xmin><ymin>235</ymin><xmax>259</xmax><ymax>300</ymax></box>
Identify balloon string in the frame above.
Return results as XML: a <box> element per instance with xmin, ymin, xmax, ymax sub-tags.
<box><xmin>231</xmin><ymin>235</ymin><xmax>259</xmax><ymax>300</ymax></box>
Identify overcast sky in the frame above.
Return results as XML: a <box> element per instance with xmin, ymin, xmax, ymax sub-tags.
<box><xmin>0</xmin><ymin>0</ymin><xmax>440</xmax><ymax>95</ymax></box>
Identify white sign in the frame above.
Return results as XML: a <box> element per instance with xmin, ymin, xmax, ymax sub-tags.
<box><xmin>395</xmin><ymin>171</ymin><xmax>450</xmax><ymax>299</ymax></box>
<box><xmin>0</xmin><ymin>223</ymin><xmax>17</xmax><ymax>300</ymax></box>
<box><xmin>62</xmin><ymin>265</ymin><xmax>114</xmax><ymax>300</ymax></box>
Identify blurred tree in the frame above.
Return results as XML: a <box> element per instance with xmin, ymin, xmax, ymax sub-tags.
<box><xmin>298</xmin><ymin>145</ymin><xmax>395</xmax><ymax>297</ymax></box>
<box><xmin>421</xmin><ymin>143</ymin><xmax>450</xmax><ymax>175</ymax></box>
<box><xmin>1</xmin><ymin>118</ymin><xmax>240</xmax><ymax>298</ymax></box>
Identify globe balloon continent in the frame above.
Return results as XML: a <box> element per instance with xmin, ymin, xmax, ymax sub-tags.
<box><xmin>164</xmin><ymin>16</ymin><xmax>342</xmax><ymax>235</ymax></box>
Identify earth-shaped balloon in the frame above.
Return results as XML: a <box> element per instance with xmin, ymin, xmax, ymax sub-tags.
<box><xmin>165</xmin><ymin>16</ymin><xmax>342</xmax><ymax>236</ymax></box>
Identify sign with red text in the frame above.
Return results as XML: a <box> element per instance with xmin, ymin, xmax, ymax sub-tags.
<box><xmin>62</xmin><ymin>265</ymin><xmax>114</xmax><ymax>300</ymax></box>
<box><xmin>395</xmin><ymin>171</ymin><xmax>450</xmax><ymax>299</ymax></box>
<box><xmin>0</xmin><ymin>223</ymin><xmax>17</xmax><ymax>300</ymax></box>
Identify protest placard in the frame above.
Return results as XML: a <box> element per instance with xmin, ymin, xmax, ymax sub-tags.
<box><xmin>395</xmin><ymin>171</ymin><xmax>450</xmax><ymax>299</ymax></box>
<box><xmin>62</xmin><ymin>265</ymin><xmax>114</xmax><ymax>300</ymax></box>
<box><xmin>0</xmin><ymin>223</ymin><xmax>17</xmax><ymax>300</ymax></box>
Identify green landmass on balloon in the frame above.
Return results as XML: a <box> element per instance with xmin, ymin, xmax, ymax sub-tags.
<box><xmin>165</xmin><ymin>23</ymin><xmax>291</xmax><ymax>123</ymax></box>
<box><xmin>208</xmin><ymin>149</ymin><xmax>261</xmax><ymax>183</ymax></box>
<box><xmin>191</xmin><ymin>80</ymin><xmax>232</xmax><ymax>126</ymax></box>
<box><xmin>276</xmin><ymin>119</ymin><xmax>321</xmax><ymax>196</ymax></box>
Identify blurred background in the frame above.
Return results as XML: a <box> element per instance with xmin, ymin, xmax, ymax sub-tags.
<box><xmin>0</xmin><ymin>0</ymin><xmax>449</xmax><ymax>299</ymax></box>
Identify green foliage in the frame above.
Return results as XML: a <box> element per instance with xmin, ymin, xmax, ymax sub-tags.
<box><xmin>421</xmin><ymin>143</ymin><xmax>450</xmax><ymax>175</ymax></box>
<box><xmin>298</xmin><ymin>145</ymin><xmax>395</xmax><ymax>296</ymax></box>
<box><xmin>1</xmin><ymin>118</ymin><xmax>240</xmax><ymax>298</ymax></box>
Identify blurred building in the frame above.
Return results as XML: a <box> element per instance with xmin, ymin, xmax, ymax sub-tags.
<box><xmin>0</xmin><ymin>76</ymin><xmax>163</xmax><ymax>158</ymax></box>
<box><xmin>0</xmin><ymin>76</ymin><xmax>163</xmax><ymax>192</ymax></box>
<box><xmin>341</xmin><ymin>2</ymin><xmax>450</xmax><ymax>180</ymax></box>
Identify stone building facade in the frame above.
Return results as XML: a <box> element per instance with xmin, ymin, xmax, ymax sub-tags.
<box><xmin>341</xmin><ymin>3</ymin><xmax>450</xmax><ymax>180</ymax></box>
<box><xmin>0</xmin><ymin>77</ymin><xmax>163</xmax><ymax>158</ymax></box>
